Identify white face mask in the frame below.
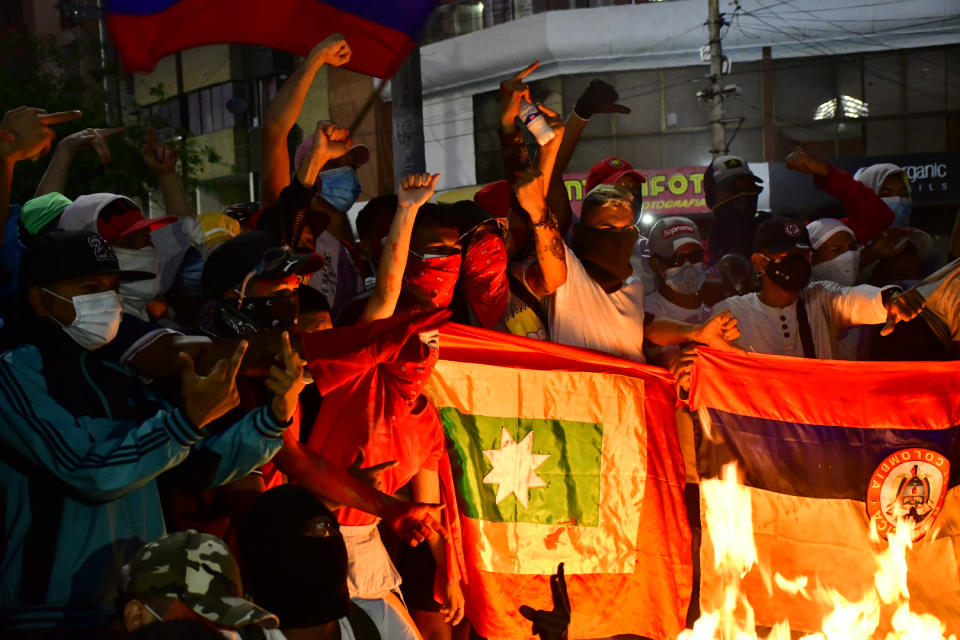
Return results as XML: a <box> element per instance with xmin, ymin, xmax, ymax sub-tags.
<box><xmin>113</xmin><ymin>247</ymin><xmax>160</xmax><ymax>320</ymax></box>
<box><xmin>810</xmin><ymin>249</ymin><xmax>860</xmax><ymax>287</ymax></box>
<box><xmin>663</xmin><ymin>262</ymin><xmax>706</xmax><ymax>295</ymax></box>
<box><xmin>44</xmin><ymin>289</ymin><xmax>123</xmax><ymax>350</ymax></box>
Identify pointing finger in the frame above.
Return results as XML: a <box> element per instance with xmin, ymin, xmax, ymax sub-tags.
<box><xmin>514</xmin><ymin>60</ymin><xmax>539</xmax><ymax>80</ymax></box>
<box><xmin>39</xmin><ymin>110</ymin><xmax>82</xmax><ymax>125</ymax></box>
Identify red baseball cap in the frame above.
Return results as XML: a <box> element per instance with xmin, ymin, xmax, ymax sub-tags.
<box><xmin>585</xmin><ymin>157</ymin><xmax>646</xmax><ymax>195</ymax></box>
<box><xmin>59</xmin><ymin>193</ymin><xmax>175</xmax><ymax>243</ymax></box>
<box><xmin>473</xmin><ymin>180</ymin><xmax>512</xmax><ymax>218</ymax></box>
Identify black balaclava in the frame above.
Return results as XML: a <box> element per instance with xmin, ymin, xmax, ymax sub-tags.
<box><xmin>238</xmin><ymin>485</ymin><xmax>351</xmax><ymax>629</ymax></box>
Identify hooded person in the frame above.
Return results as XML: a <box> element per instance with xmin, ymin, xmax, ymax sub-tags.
<box><xmin>855</xmin><ymin>163</ymin><xmax>912</xmax><ymax>227</ymax></box>
<box><xmin>711</xmin><ymin>217</ymin><xmax>922</xmax><ymax>359</ymax></box>
<box><xmin>58</xmin><ymin>193</ymin><xmax>177</xmax><ymax>321</ymax></box>
<box><xmin>0</xmin><ymin>230</ymin><xmax>292</xmax><ymax>637</ymax></box>
<box><xmin>703</xmin><ymin>155</ymin><xmax>767</xmax><ymax>263</ymax></box>
<box><xmin>238</xmin><ymin>485</ymin><xmax>420</xmax><ymax>640</ymax></box>
<box><xmin>808</xmin><ymin>218</ymin><xmax>861</xmax><ymax>287</ymax></box>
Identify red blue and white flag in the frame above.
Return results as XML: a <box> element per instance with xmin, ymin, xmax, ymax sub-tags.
<box><xmin>690</xmin><ymin>347</ymin><xmax>960</xmax><ymax>635</ymax></box>
<box><xmin>104</xmin><ymin>0</ymin><xmax>436</xmax><ymax>78</ymax></box>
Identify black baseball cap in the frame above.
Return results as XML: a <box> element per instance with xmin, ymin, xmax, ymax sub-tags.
<box><xmin>202</xmin><ymin>231</ymin><xmax>325</xmax><ymax>300</ymax></box>
<box><xmin>753</xmin><ymin>217</ymin><xmax>812</xmax><ymax>254</ymax></box>
<box><xmin>19</xmin><ymin>230</ymin><xmax>155</xmax><ymax>290</ymax></box>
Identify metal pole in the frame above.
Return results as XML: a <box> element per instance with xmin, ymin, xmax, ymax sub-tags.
<box><xmin>707</xmin><ymin>0</ymin><xmax>727</xmax><ymax>156</ymax></box>
<box><xmin>391</xmin><ymin>48</ymin><xmax>427</xmax><ymax>181</ymax></box>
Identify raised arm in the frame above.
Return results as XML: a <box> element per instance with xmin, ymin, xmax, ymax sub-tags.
<box><xmin>359</xmin><ymin>173</ymin><xmax>440</xmax><ymax>323</ymax></box>
<box><xmin>0</xmin><ymin>107</ymin><xmax>80</xmax><ymax>243</ymax></box>
<box><xmin>36</xmin><ymin>126</ymin><xmax>125</xmax><ymax>197</ymax></box>
<box><xmin>547</xmin><ymin>80</ymin><xmax>630</xmax><ymax>233</ymax></box>
<box><xmin>260</xmin><ymin>34</ymin><xmax>351</xmax><ymax>207</ymax></box>
<box><xmin>141</xmin><ymin>126</ymin><xmax>191</xmax><ymax>217</ymax></box>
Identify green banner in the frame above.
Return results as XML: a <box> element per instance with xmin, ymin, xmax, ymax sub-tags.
<box><xmin>439</xmin><ymin>408</ymin><xmax>603</xmax><ymax>527</ymax></box>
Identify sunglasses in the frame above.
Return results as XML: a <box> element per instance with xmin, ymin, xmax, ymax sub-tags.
<box><xmin>660</xmin><ymin>247</ymin><xmax>705</xmax><ymax>269</ymax></box>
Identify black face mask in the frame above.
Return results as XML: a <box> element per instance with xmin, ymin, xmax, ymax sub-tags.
<box><xmin>216</xmin><ymin>291</ymin><xmax>299</xmax><ymax>336</ymax></box>
<box><xmin>240</xmin><ymin>486</ymin><xmax>353</xmax><ymax>629</ymax></box>
<box><xmin>257</xmin><ymin>533</ymin><xmax>352</xmax><ymax>628</ymax></box>
<box><xmin>571</xmin><ymin>224</ymin><xmax>638</xmax><ymax>290</ymax></box>
<box><xmin>713</xmin><ymin>193</ymin><xmax>759</xmax><ymax>220</ymax></box>
<box><xmin>764</xmin><ymin>253</ymin><xmax>811</xmax><ymax>292</ymax></box>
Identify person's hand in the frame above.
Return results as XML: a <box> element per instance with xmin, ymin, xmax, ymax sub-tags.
<box><xmin>397</xmin><ymin>173</ymin><xmax>440</xmax><ymax>209</ymax></box>
<box><xmin>880</xmin><ymin>288</ymin><xmax>925</xmax><ymax>336</ymax></box>
<box><xmin>141</xmin><ymin>126</ymin><xmax>181</xmax><ymax>175</ymax></box>
<box><xmin>265</xmin><ymin>331</ymin><xmax>307</xmax><ymax>423</ymax></box>
<box><xmin>59</xmin><ymin>126</ymin><xmax>125</xmax><ymax>163</ymax></box>
<box><xmin>519</xmin><ymin>563</ymin><xmax>570</xmax><ymax>640</ymax></box>
<box><xmin>512</xmin><ymin>166</ymin><xmax>550</xmax><ymax>224</ymax></box>
<box><xmin>868</xmin><ymin>226</ymin><xmax>915</xmax><ymax>259</ymax></box>
<box><xmin>178</xmin><ymin>341</ymin><xmax>247</xmax><ymax>428</ymax></box>
<box><xmin>500</xmin><ymin>61</ymin><xmax>538</xmax><ymax>132</ymax></box>
<box><xmin>348</xmin><ymin>448</ymin><xmax>398</xmax><ymax>492</ymax></box>
<box><xmin>381</xmin><ymin>499</ymin><xmax>447</xmax><ymax>547</ymax></box>
<box><xmin>785</xmin><ymin>145</ymin><xmax>830</xmax><ymax>177</ymax></box>
<box><xmin>316</xmin><ymin>121</ymin><xmax>353</xmax><ymax>161</ymax></box>
<box><xmin>312</xmin><ymin>33</ymin><xmax>351</xmax><ymax>67</ymax></box>
<box><xmin>0</xmin><ymin>107</ymin><xmax>81</xmax><ymax>162</ymax></box>
<box><xmin>669</xmin><ymin>346</ymin><xmax>698</xmax><ymax>394</ymax></box>
<box><xmin>692</xmin><ymin>311</ymin><xmax>741</xmax><ymax>349</ymax></box>
<box><xmin>573</xmin><ymin>79</ymin><xmax>630</xmax><ymax>120</ymax></box>
<box><xmin>440</xmin><ymin>580</ymin><xmax>466</xmax><ymax>625</ymax></box>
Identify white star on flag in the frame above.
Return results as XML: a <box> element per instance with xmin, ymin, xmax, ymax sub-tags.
<box><xmin>482</xmin><ymin>427</ymin><xmax>550</xmax><ymax>508</ymax></box>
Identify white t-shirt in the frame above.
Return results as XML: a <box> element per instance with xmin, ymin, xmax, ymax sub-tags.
<box><xmin>710</xmin><ymin>281</ymin><xmax>889</xmax><ymax>359</ymax></box>
<box><xmin>546</xmin><ymin>246</ymin><xmax>647</xmax><ymax>362</ymax></box>
<box><xmin>258</xmin><ymin>597</ymin><xmax>420</xmax><ymax>640</ymax></box>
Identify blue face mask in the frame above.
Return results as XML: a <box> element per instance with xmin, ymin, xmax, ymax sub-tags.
<box><xmin>176</xmin><ymin>252</ymin><xmax>205</xmax><ymax>299</ymax></box>
<box><xmin>881</xmin><ymin>196</ymin><xmax>911</xmax><ymax>227</ymax></box>
<box><xmin>318</xmin><ymin>167</ymin><xmax>361</xmax><ymax>213</ymax></box>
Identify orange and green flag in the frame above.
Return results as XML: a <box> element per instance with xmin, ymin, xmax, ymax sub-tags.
<box><xmin>427</xmin><ymin>324</ymin><xmax>692</xmax><ymax>640</ymax></box>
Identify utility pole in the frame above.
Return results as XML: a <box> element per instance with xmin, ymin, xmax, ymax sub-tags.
<box><xmin>706</xmin><ymin>0</ymin><xmax>728</xmax><ymax>157</ymax></box>
<box><xmin>391</xmin><ymin>48</ymin><xmax>427</xmax><ymax>181</ymax></box>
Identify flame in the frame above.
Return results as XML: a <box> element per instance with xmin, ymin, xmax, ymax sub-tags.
<box><xmin>684</xmin><ymin>463</ymin><xmax>956</xmax><ymax>640</ymax></box>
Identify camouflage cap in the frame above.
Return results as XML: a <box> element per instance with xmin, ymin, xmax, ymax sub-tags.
<box><xmin>120</xmin><ymin>530</ymin><xmax>279</xmax><ymax>630</ymax></box>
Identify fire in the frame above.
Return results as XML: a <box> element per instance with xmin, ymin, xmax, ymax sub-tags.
<box><xmin>681</xmin><ymin>463</ymin><xmax>956</xmax><ymax>640</ymax></box>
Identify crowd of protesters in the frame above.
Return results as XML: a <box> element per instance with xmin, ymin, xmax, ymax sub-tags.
<box><xmin>0</xmin><ymin>33</ymin><xmax>957</xmax><ymax>640</ymax></box>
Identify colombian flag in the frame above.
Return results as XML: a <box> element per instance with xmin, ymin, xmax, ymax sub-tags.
<box><xmin>104</xmin><ymin>0</ymin><xmax>436</xmax><ymax>78</ymax></box>
<box><xmin>690</xmin><ymin>347</ymin><xmax>960</xmax><ymax>634</ymax></box>
<box><xmin>429</xmin><ymin>324</ymin><xmax>692</xmax><ymax>640</ymax></box>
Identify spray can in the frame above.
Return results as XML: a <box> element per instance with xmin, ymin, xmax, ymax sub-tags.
<box><xmin>518</xmin><ymin>99</ymin><xmax>555</xmax><ymax>145</ymax></box>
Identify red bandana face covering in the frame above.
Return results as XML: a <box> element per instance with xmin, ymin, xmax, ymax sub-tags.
<box><xmin>461</xmin><ymin>230</ymin><xmax>509</xmax><ymax>329</ymax></box>
<box><xmin>402</xmin><ymin>253</ymin><xmax>462</xmax><ymax>309</ymax></box>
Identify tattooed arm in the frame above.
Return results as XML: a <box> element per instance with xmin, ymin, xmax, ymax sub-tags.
<box><xmin>512</xmin><ymin>166</ymin><xmax>567</xmax><ymax>297</ymax></box>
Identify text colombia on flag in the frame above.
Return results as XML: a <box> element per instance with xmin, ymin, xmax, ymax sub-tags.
<box><xmin>426</xmin><ymin>324</ymin><xmax>692</xmax><ymax>640</ymax></box>
<box><xmin>690</xmin><ymin>347</ymin><xmax>960</xmax><ymax>635</ymax></box>
<box><xmin>104</xmin><ymin>0</ymin><xmax>436</xmax><ymax>78</ymax></box>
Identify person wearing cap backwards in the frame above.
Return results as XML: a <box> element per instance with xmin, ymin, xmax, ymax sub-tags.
<box><xmin>0</xmin><ymin>230</ymin><xmax>300</xmax><ymax>637</ymax></box>
<box><xmin>58</xmin><ymin>192</ymin><xmax>178</xmax><ymax>322</ymax></box>
<box><xmin>115</xmin><ymin>530</ymin><xmax>278</xmax><ymax>636</ymax></box>
<box><xmin>702</xmin><ymin>155</ymin><xmax>768</xmax><ymax>263</ymax></box>
<box><xmin>710</xmin><ymin>217</ymin><xmax>923</xmax><ymax>358</ymax></box>
<box><xmin>238</xmin><ymin>485</ymin><xmax>422</xmax><ymax>640</ymax></box>
<box><xmin>181</xmin><ymin>230</ymin><xmax>444</xmax><ymax>545</ymax></box>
